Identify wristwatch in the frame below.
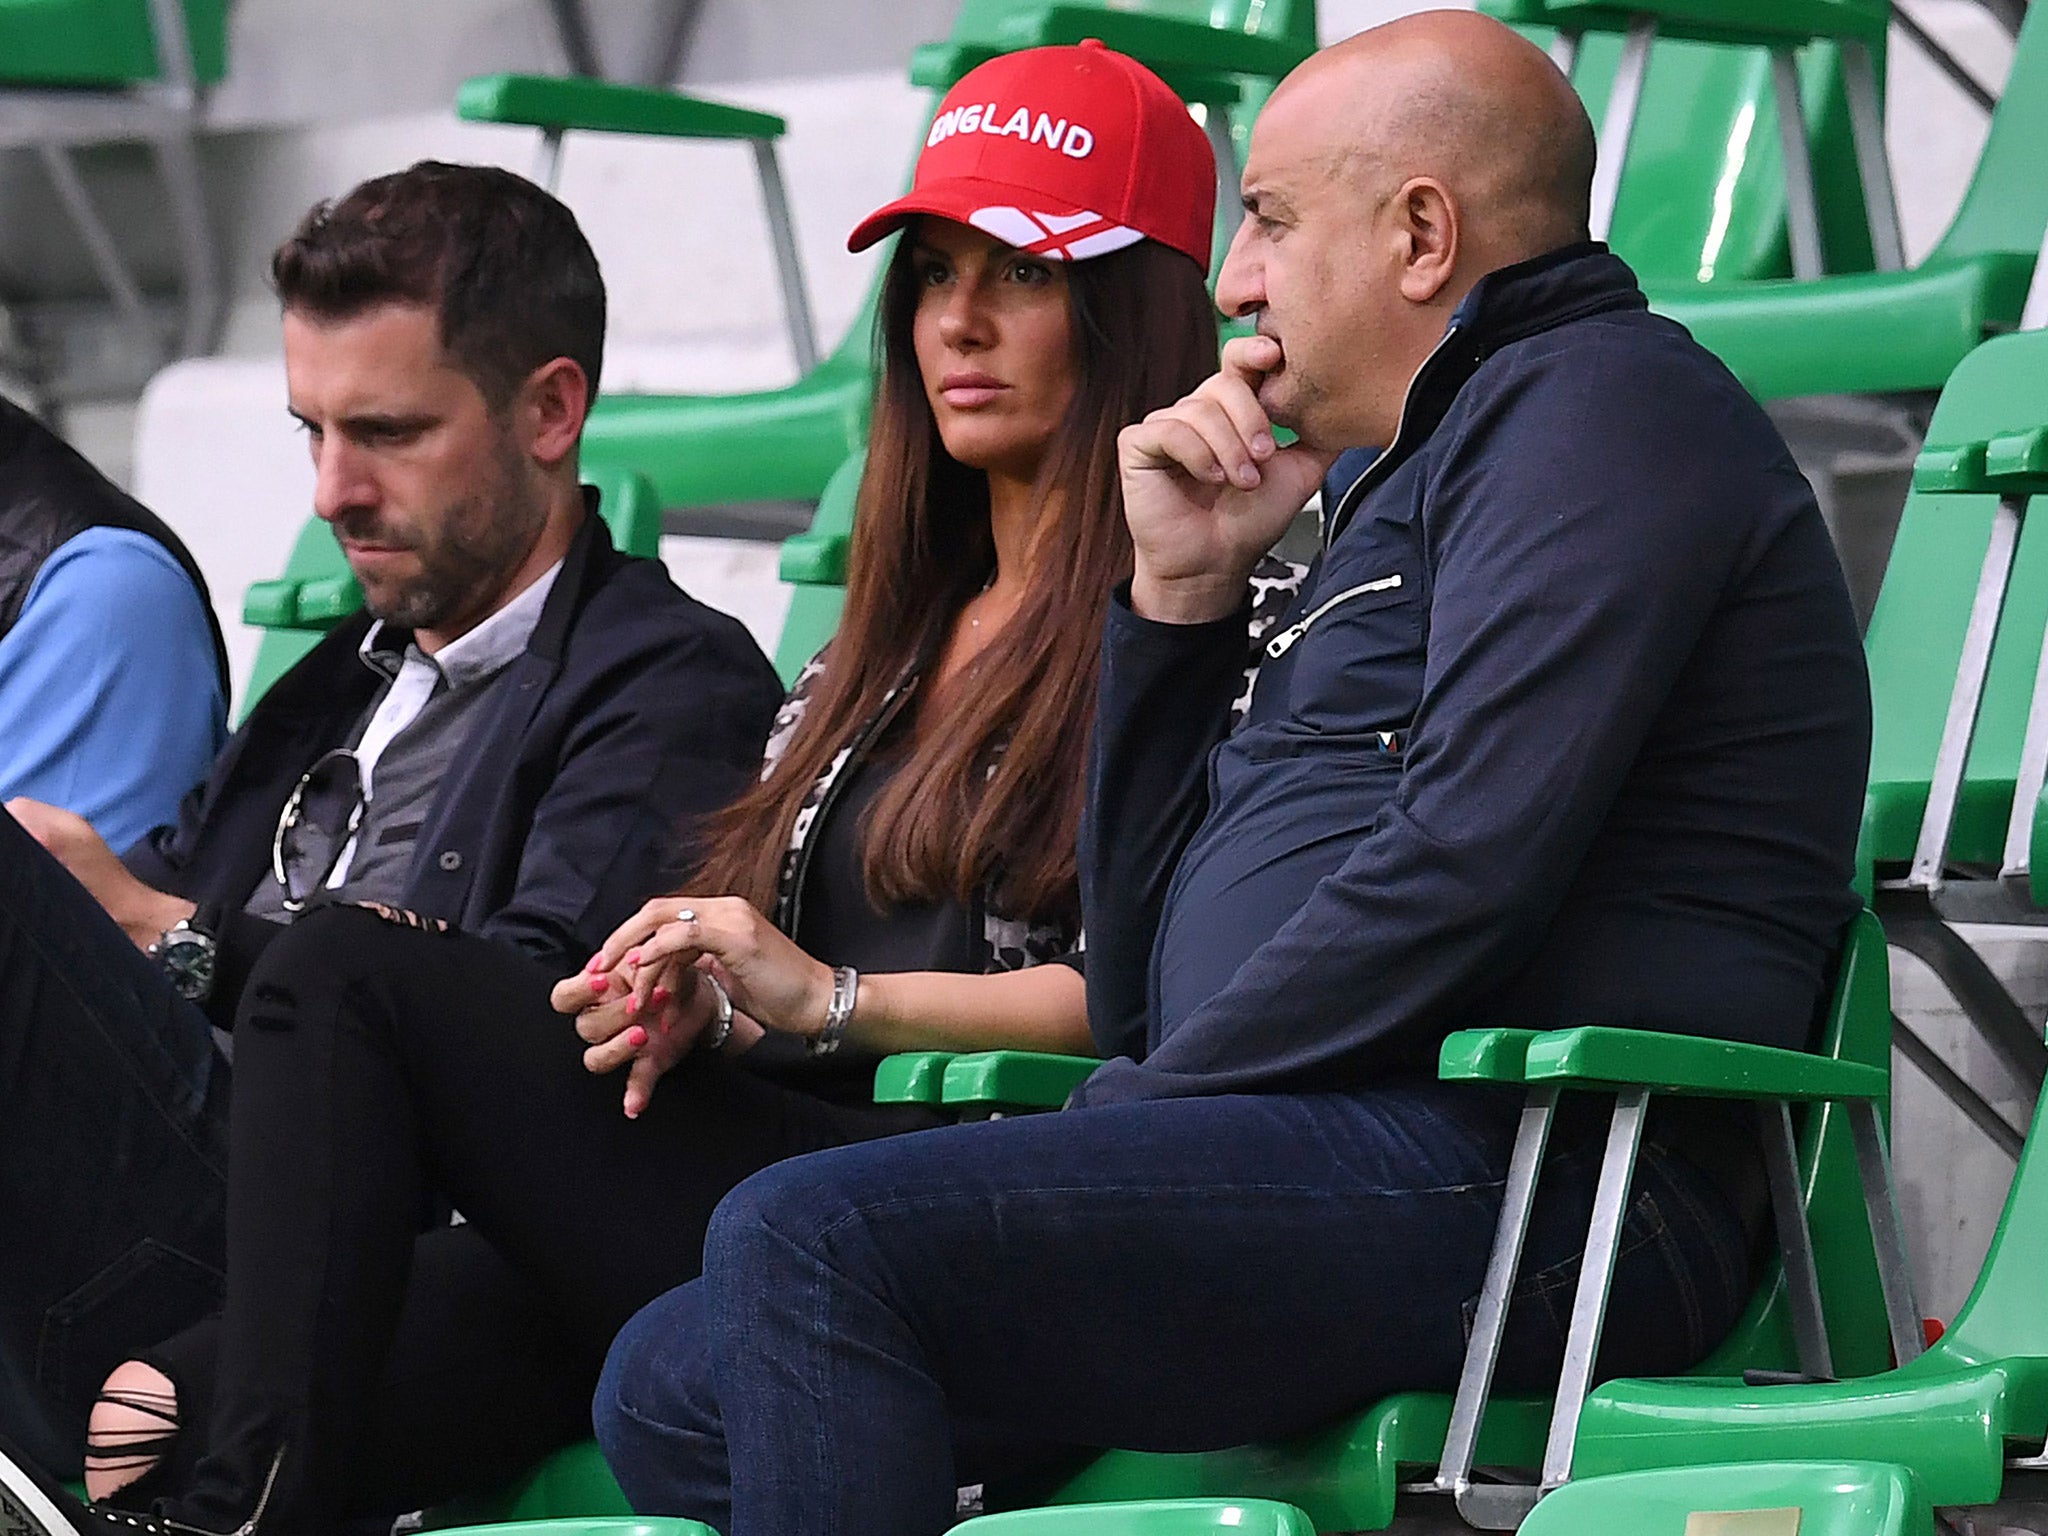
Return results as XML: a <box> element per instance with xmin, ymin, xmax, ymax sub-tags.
<box><xmin>151</xmin><ymin>904</ymin><xmax>223</xmax><ymax>1003</ymax></box>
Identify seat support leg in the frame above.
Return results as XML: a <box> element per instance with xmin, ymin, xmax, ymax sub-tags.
<box><xmin>1758</xmin><ymin>1100</ymin><xmax>1834</xmax><ymax>1379</ymax></box>
<box><xmin>1204</xmin><ymin>104</ymin><xmax>1243</xmax><ymax>245</ymax></box>
<box><xmin>1770</xmin><ymin>48</ymin><xmax>1826</xmax><ymax>280</ymax></box>
<box><xmin>2025</xmin><ymin>225</ymin><xmax>2048</xmax><ymax>333</ymax></box>
<box><xmin>1587</xmin><ymin>17</ymin><xmax>1654</xmax><ymax>242</ymax></box>
<box><xmin>751</xmin><ymin>139</ymin><xmax>821</xmax><ymax>375</ymax></box>
<box><xmin>1537</xmin><ymin>1088</ymin><xmax>1648</xmax><ymax>1497</ymax></box>
<box><xmin>34</xmin><ymin>144</ymin><xmax>153</xmax><ymax>342</ymax></box>
<box><xmin>1906</xmin><ymin>494</ymin><xmax>2027</xmax><ymax>891</ymax></box>
<box><xmin>1436</xmin><ymin>1086</ymin><xmax>1558</xmax><ymax>1530</ymax></box>
<box><xmin>1849</xmin><ymin>1100</ymin><xmax>1926</xmax><ymax>1367</ymax></box>
<box><xmin>1840</xmin><ymin>39</ymin><xmax>1905</xmax><ymax>272</ymax></box>
<box><xmin>151</xmin><ymin>127</ymin><xmax>222</xmax><ymax>358</ymax></box>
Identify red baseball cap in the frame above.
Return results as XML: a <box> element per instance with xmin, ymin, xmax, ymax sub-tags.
<box><xmin>848</xmin><ymin>41</ymin><xmax>1217</xmax><ymax>273</ymax></box>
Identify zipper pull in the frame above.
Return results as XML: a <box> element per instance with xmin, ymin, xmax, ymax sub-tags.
<box><xmin>1264</xmin><ymin>573</ymin><xmax>1404</xmax><ymax>659</ymax></box>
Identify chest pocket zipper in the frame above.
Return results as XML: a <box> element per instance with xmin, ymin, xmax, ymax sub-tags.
<box><xmin>1264</xmin><ymin>573</ymin><xmax>1404</xmax><ymax>659</ymax></box>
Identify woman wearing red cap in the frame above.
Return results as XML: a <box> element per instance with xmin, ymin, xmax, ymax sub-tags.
<box><xmin>7</xmin><ymin>43</ymin><xmax>1262</xmax><ymax>1536</ymax></box>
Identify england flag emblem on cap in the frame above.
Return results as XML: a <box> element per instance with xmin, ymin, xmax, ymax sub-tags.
<box><xmin>968</xmin><ymin>205</ymin><xmax>1145</xmax><ymax>262</ymax></box>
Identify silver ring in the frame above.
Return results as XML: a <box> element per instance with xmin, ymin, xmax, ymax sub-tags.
<box><xmin>675</xmin><ymin>908</ymin><xmax>696</xmax><ymax>923</ymax></box>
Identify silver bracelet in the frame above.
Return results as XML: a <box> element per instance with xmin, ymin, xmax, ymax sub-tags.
<box><xmin>808</xmin><ymin>966</ymin><xmax>858</xmax><ymax>1056</ymax></box>
<box><xmin>698</xmin><ymin>972</ymin><xmax>734</xmax><ymax>1053</ymax></box>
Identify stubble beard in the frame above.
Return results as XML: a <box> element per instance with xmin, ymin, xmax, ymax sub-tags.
<box><xmin>363</xmin><ymin>438</ymin><xmax>548</xmax><ymax>633</ymax></box>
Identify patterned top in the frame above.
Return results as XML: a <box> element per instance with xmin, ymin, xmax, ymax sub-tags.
<box><xmin>761</xmin><ymin>553</ymin><xmax>1309</xmax><ymax>977</ymax></box>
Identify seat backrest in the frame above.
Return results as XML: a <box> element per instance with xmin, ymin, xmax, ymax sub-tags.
<box><xmin>1498</xmin><ymin>21</ymin><xmax>1875</xmax><ymax>284</ymax></box>
<box><xmin>1861</xmin><ymin>329</ymin><xmax>2048</xmax><ymax>873</ymax></box>
<box><xmin>0</xmin><ymin>0</ymin><xmax>228</xmax><ymax>87</ymax></box>
<box><xmin>1928</xmin><ymin>0</ymin><xmax>2048</xmax><ymax>268</ymax></box>
<box><xmin>941</xmin><ymin>0</ymin><xmax>1315</xmax><ymax>52</ymax></box>
<box><xmin>774</xmin><ymin>450</ymin><xmax>861</xmax><ymax>684</ymax></box>
<box><xmin>1518</xmin><ymin>1460</ymin><xmax>1928</xmax><ymax>1536</ymax></box>
<box><xmin>1689</xmin><ymin>910</ymin><xmax>1893</xmax><ymax>1379</ymax></box>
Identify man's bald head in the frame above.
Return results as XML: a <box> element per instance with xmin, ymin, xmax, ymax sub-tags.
<box><xmin>1215</xmin><ymin>10</ymin><xmax>1599</xmax><ymax>448</ymax></box>
<box><xmin>1274</xmin><ymin>10</ymin><xmax>1596</xmax><ymax>267</ymax></box>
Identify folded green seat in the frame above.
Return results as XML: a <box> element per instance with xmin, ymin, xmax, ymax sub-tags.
<box><xmin>1649</xmin><ymin>0</ymin><xmax>2048</xmax><ymax>399</ymax></box>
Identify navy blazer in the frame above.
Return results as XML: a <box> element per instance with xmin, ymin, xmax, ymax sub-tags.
<box><xmin>125</xmin><ymin>508</ymin><xmax>783</xmax><ymax>1020</ymax></box>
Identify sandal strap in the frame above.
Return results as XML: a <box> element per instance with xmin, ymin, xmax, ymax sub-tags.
<box><xmin>84</xmin><ymin>1390</ymin><xmax>182</xmax><ymax>1468</ymax></box>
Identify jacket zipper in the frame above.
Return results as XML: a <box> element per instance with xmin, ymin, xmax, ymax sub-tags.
<box><xmin>1263</xmin><ymin>573</ymin><xmax>1404</xmax><ymax>658</ymax></box>
<box><xmin>1323</xmin><ymin>320</ymin><xmax>1466</xmax><ymax>550</ymax></box>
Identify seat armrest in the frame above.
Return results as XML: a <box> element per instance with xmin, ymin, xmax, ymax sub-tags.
<box><xmin>456</xmin><ymin>73</ymin><xmax>785</xmax><ymax>142</ymax></box>
<box><xmin>779</xmin><ymin>532</ymin><xmax>849</xmax><ymax>585</ymax></box>
<box><xmin>1519</xmin><ymin>1027</ymin><xmax>1888</xmax><ymax>1101</ymax></box>
<box><xmin>243</xmin><ymin>577</ymin><xmax>299</xmax><ymax>628</ymax></box>
<box><xmin>939</xmin><ymin>1051</ymin><xmax>1099</xmax><ymax>1111</ymax></box>
<box><xmin>874</xmin><ymin>1052</ymin><xmax>958</xmax><ymax>1105</ymax></box>
<box><xmin>1439</xmin><ymin>1028</ymin><xmax>1543</xmax><ymax>1084</ymax></box>
<box><xmin>241</xmin><ymin>573</ymin><xmax>361</xmax><ymax>632</ymax></box>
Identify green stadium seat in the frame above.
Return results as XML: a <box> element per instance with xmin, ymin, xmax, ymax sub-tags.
<box><xmin>877</xmin><ymin>913</ymin><xmax>1904</xmax><ymax>1531</ymax></box>
<box><xmin>1559</xmin><ymin>330</ymin><xmax>2048</xmax><ymax>1510</ymax></box>
<box><xmin>0</xmin><ymin>0</ymin><xmax>224</xmax><ymax>86</ymax></box>
<box><xmin>237</xmin><ymin>467</ymin><xmax>663</xmax><ymax>715</ymax></box>
<box><xmin>1647</xmin><ymin>0</ymin><xmax>2048</xmax><ymax>399</ymax></box>
<box><xmin>1846</xmin><ymin>328</ymin><xmax>2048</xmax><ymax>1153</ymax></box>
<box><xmin>424</xmin><ymin>1520</ymin><xmax>706</xmax><ymax>1536</ymax></box>
<box><xmin>1484</xmin><ymin>0</ymin><xmax>1896</xmax><ymax>281</ymax></box>
<box><xmin>1517</xmin><ymin>1461</ymin><xmax>1932</xmax><ymax>1536</ymax></box>
<box><xmin>456</xmin><ymin>71</ymin><xmax>821</xmax><ymax>382</ymax></box>
<box><xmin>952</xmin><ymin>1499</ymin><xmax>1318</xmax><ymax>1535</ymax></box>
<box><xmin>772</xmin><ymin>449</ymin><xmax>858</xmax><ymax>685</ymax></box>
<box><xmin>0</xmin><ymin>0</ymin><xmax>227</xmax><ymax>372</ymax></box>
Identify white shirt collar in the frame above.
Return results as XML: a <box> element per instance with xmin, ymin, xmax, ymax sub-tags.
<box><xmin>357</xmin><ymin>557</ymin><xmax>565</xmax><ymax>690</ymax></box>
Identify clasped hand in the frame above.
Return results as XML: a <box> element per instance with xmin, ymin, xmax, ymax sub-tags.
<box><xmin>550</xmin><ymin>895</ymin><xmax>835</xmax><ymax>1119</ymax></box>
<box><xmin>1117</xmin><ymin>335</ymin><xmax>1338</xmax><ymax>624</ymax></box>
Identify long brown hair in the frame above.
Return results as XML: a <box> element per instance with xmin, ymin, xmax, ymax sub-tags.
<box><xmin>690</xmin><ymin>232</ymin><xmax>1217</xmax><ymax>929</ymax></box>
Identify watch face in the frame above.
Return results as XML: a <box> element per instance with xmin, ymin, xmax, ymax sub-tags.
<box><xmin>159</xmin><ymin>932</ymin><xmax>217</xmax><ymax>1003</ymax></box>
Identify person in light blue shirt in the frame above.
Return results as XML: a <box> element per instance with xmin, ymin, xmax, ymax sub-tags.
<box><xmin>0</xmin><ymin>394</ymin><xmax>229</xmax><ymax>851</ymax></box>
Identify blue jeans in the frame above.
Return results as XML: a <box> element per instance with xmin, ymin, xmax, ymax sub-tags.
<box><xmin>595</xmin><ymin>1081</ymin><xmax>1758</xmax><ymax>1536</ymax></box>
<box><xmin>0</xmin><ymin>809</ymin><xmax>227</xmax><ymax>1473</ymax></box>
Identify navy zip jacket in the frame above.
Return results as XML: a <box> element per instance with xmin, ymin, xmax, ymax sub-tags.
<box><xmin>1075</xmin><ymin>243</ymin><xmax>1871</xmax><ymax>1106</ymax></box>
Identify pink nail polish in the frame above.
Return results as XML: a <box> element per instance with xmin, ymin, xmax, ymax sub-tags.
<box><xmin>585</xmin><ymin>955</ymin><xmax>605</xmax><ymax>974</ymax></box>
<box><xmin>625</xmin><ymin>948</ymin><xmax>642</xmax><ymax>966</ymax></box>
<box><xmin>625</xmin><ymin>995</ymin><xmax>640</xmax><ymax>1015</ymax></box>
<box><xmin>626</xmin><ymin>1025</ymin><xmax>648</xmax><ymax>1047</ymax></box>
<box><xmin>590</xmin><ymin>975</ymin><xmax>610</xmax><ymax>994</ymax></box>
<box><xmin>650</xmin><ymin>986</ymin><xmax>671</xmax><ymax>1007</ymax></box>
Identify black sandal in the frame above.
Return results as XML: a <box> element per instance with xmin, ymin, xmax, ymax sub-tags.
<box><xmin>82</xmin><ymin>1389</ymin><xmax>181</xmax><ymax>1508</ymax></box>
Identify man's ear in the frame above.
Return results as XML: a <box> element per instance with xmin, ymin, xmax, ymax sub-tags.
<box><xmin>516</xmin><ymin>356</ymin><xmax>591</xmax><ymax>469</ymax></box>
<box><xmin>1394</xmin><ymin>177</ymin><xmax>1459</xmax><ymax>304</ymax></box>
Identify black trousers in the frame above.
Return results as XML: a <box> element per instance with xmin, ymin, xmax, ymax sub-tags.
<box><xmin>0</xmin><ymin>809</ymin><xmax>227</xmax><ymax>1476</ymax></box>
<box><xmin>151</xmin><ymin>905</ymin><xmax>941</xmax><ymax>1533</ymax></box>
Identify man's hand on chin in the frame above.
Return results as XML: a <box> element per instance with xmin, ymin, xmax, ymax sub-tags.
<box><xmin>1118</xmin><ymin>334</ymin><xmax>1337</xmax><ymax>625</ymax></box>
<box><xmin>6</xmin><ymin>796</ymin><xmax>194</xmax><ymax>950</ymax></box>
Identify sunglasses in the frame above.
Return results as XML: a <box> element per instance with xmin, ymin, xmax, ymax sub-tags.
<box><xmin>271</xmin><ymin>747</ymin><xmax>366</xmax><ymax>912</ymax></box>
